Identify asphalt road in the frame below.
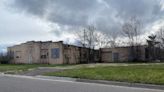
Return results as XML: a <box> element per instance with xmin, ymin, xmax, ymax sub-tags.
<box><xmin>0</xmin><ymin>75</ymin><xmax>163</xmax><ymax>92</ymax></box>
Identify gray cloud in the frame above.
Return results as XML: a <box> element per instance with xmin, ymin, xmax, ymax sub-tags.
<box><xmin>11</xmin><ymin>0</ymin><xmax>164</xmax><ymax>34</ymax></box>
<box><xmin>105</xmin><ymin>0</ymin><xmax>164</xmax><ymax>24</ymax></box>
<box><xmin>12</xmin><ymin>0</ymin><xmax>98</xmax><ymax>26</ymax></box>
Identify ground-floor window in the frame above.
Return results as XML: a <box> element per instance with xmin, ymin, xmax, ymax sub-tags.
<box><xmin>51</xmin><ymin>48</ymin><xmax>60</xmax><ymax>59</ymax></box>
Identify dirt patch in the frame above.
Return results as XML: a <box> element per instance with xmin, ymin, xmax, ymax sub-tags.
<box><xmin>18</xmin><ymin>67</ymin><xmax>64</xmax><ymax>76</ymax></box>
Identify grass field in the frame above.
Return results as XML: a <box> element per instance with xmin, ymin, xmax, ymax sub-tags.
<box><xmin>45</xmin><ymin>64</ymin><xmax>164</xmax><ymax>85</ymax></box>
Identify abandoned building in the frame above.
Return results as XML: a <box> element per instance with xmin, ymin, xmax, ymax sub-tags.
<box><xmin>100</xmin><ymin>46</ymin><xmax>147</xmax><ymax>62</ymax></box>
<box><xmin>8</xmin><ymin>41</ymin><xmax>150</xmax><ymax>64</ymax></box>
<box><xmin>7</xmin><ymin>41</ymin><xmax>99</xmax><ymax>64</ymax></box>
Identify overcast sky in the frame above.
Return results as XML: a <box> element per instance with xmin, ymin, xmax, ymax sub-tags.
<box><xmin>1</xmin><ymin>0</ymin><xmax>164</xmax><ymax>52</ymax></box>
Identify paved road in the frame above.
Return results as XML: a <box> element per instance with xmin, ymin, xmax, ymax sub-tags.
<box><xmin>0</xmin><ymin>75</ymin><xmax>163</xmax><ymax>92</ymax></box>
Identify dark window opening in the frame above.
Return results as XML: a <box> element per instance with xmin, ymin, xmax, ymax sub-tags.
<box><xmin>41</xmin><ymin>55</ymin><xmax>47</xmax><ymax>59</ymax></box>
<box><xmin>16</xmin><ymin>56</ymin><xmax>20</xmax><ymax>58</ymax></box>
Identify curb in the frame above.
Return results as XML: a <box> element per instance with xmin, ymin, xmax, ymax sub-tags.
<box><xmin>76</xmin><ymin>79</ymin><xmax>164</xmax><ymax>90</ymax></box>
<box><xmin>35</xmin><ymin>75</ymin><xmax>164</xmax><ymax>90</ymax></box>
<box><xmin>34</xmin><ymin>75</ymin><xmax>164</xmax><ymax>90</ymax></box>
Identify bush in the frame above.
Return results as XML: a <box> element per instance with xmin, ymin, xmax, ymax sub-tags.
<box><xmin>0</xmin><ymin>55</ymin><xmax>12</xmax><ymax>64</ymax></box>
<box><xmin>131</xmin><ymin>60</ymin><xmax>148</xmax><ymax>63</ymax></box>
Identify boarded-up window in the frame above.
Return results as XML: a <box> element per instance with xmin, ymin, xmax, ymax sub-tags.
<box><xmin>51</xmin><ymin>48</ymin><xmax>60</xmax><ymax>59</ymax></box>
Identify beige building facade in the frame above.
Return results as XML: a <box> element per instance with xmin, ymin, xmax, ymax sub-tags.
<box><xmin>8</xmin><ymin>41</ymin><xmax>147</xmax><ymax>64</ymax></box>
<box><xmin>100</xmin><ymin>46</ymin><xmax>146</xmax><ymax>62</ymax></box>
<box><xmin>8</xmin><ymin>41</ymin><xmax>98</xmax><ymax>64</ymax></box>
<box><xmin>8</xmin><ymin>41</ymin><xmax>64</xmax><ymax>64</ymax></box>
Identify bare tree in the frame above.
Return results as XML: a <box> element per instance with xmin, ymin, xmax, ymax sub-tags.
<box><xmin>156</xmin><ymin>26</ymin><xmax>164</xmax><ymax>60</ymax></box>
<box><xmin>122</xmin><ymin>17</ymin><xmax>142</xmax><ymax>61</ymax></box>
<box><xmin>147</xmin><ymin>34</ymin><xmax>160</xmax><ymax>60</ymax></box>
<box><xmin>107</xmin><ymin>31</ymin><xmax>119</xmax><ymax>48</ymax></box>
<box><xmin>156</xmin><ymin>26</ymin><xmax>164</xmax><ymax>48</ymax></box>
<box><xmin>122</xmin><ymin>17</ymin><xmax>142</xmax><ymax>46</ymax></box>
<box><xmin>75</xmin><ymin>29</ymin><xmax>87</xmax><ymax>47</ymax></box>
<box><xmin>75</xmin><ymin>26</ymin><xmax>96</xmax><ymax>48</ymax></box>
<box><xmin>75</xmin><ymin>26</ymin><xmax>96</xmax><ymax>63</ymax></box>
<box><xmin>94</xmin><ymin>32</ymin><xmax>110</xmax><ymax>48</ymax></box>
<box><xmin>75</xmin><ymin>26</ymin><xmax>110</xmax><ymax>48</ymax></box>
<box><xmin>75</xmin><ymin>26</ymin><xmax>110</xmax><ymax>63</ymax></box>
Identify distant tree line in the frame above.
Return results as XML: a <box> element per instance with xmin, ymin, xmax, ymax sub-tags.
<box><xmin>0</xmin><ymin>52</ymin><xmax>12</xmax><ymax>64</ymax></box>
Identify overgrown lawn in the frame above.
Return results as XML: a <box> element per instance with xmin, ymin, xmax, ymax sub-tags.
<box><xmin>45</xmin><ymin>64</ymin><xmax>164</xmax><ymax>85</ymax></box>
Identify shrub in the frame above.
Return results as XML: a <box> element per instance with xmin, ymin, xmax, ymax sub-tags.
<box><xmin>0</xmin><ymin>54</ymin><xmax>12</xmax><ymax>64</ymax></box>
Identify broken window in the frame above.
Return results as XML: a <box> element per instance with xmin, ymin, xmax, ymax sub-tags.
<box><xmin>40</xmin><ymin>49</ymin><xmax>48</xmax><ymax>59</ymax></box>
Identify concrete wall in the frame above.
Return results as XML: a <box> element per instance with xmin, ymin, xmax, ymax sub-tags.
<box><xmin>8</xmin><ymin>41</ymin><xmax>85</xmax><ymax>64</ymax></box>
<box><xmin>8</xmin><ymin>41</ymin><xmax>147</xmax><ymax>64</ymax></box>
<box><xmin>100</xmin><ymin>48</ymin><xmax>112</xmax><ymax>62</ymax></box>
<box><xmin>8</xmin><ymin>41</ymin><xmax>64</xmax><ymax>64</ymax></box>
<box><xmin>140</xmin><ymin>46</ymin><xmax>146</xmax><ymax>61</ymax></box>
<box><xmin>63</xmin><ymin>45</ymin><xmax>96</xmax><ymax>64</ymax></box>
<box><xmin>48</xmin><ymin>42</ymin><xmax>64</xmax><ymax>64</ymax></box>
<box><xmin>100</xmin><ymin>46</ymin><xmax>146</xmax><ymax>62</ymax></box>
<box><xmin>8</xmin><ymin>43</ymin><xmax>34</xmax><ymax>64</ymax></box>
<box><xmin>100</xmin><ymin>47</ymin><xmax>129</xmax><ymax>62</ymax></box>
<box><xmin>111</xmin><ymin>47</ymin><xmax>130</xmax><ymax>62</ymax></box>
<box><xmin>63</xmin><ymin>45</ymin><xmax>80</xmax><ymax>64</ymax></box>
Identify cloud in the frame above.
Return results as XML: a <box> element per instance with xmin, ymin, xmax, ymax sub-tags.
<box><xmin>105</xmin><ymin>0</ymin><xmax>164</xmax><ymax>24</ymax></box>
<box><xmin>9</xmin><ymin>0</ymin><xmax>164</xmax><ymax>35</ymax></box>
<box><xmin>0</xmin><ymin>0</ymin><xmax>164</xmax><ymax>52</ymax></box>
<box><xmin>12</xmin><ymin>0</ymin><xmax>97</xmax><ymax>26</ymax></box>
<box><xmin>0</xmin><ymin>2</ymin><xmax>59</xmax><ymax>45</ymax></box>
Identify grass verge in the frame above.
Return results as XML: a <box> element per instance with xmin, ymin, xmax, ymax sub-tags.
<box><xmin>44</xmin><ymin>64</ymin><xmax>164</xmax><ymax>85</ymax></box>
<box><xmin>0</xmin><ymin>64</ymin><xmax>69</xmax><ymax>74</ymax></box>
